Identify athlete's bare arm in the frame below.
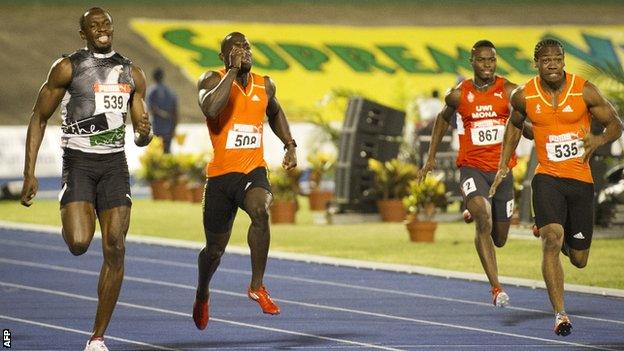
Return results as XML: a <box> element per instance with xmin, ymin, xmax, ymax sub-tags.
<box><xmin>418</xmin><ymin>87</ymin><xmax>459</xmax><ymax>180</ymax></box>
<box><xmin>504</xmin><ymin>79</ymin><xmax>533</xmax><ymax>140</ymax></box>
<box><xmin>265</xmin><ymin>77</ymin><xmax>297</xmax><ymax>170</ymax></box>
<box><xmin>21</xmin><ymin>57</ymin><xmax>72</xmax><ymax>207</ymax></box>
<box><xmin>489</xmin><ymin>87</ymin><xmax>527</xmax><ymax>197</ymax></box>
<box><xmin>197</xmin><ymin>47</ymin><xmax>246</xmax><ymax>120</ymax></box>
<box><xmin>129</xmin><ymin>65</ymin><xmax>152</xmax><ymax>147</ymax></box>
<box><xmin>581</xmin><ymin>81</ymin><xmax>623</xmax><ymax>163</ymax></box>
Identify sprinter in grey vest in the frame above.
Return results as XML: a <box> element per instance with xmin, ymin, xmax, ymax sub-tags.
<box><xmin>20</xmin><ymin>7</ymin><xmax>152</xmax><ymax>351</ymax></box>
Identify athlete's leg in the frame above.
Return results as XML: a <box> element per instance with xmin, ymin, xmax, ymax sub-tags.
<box><xmin>467</xmin><ymin>196</ymin><xmax>500</xmax><ymax>289</ymax></box>
<box><xmin>568</xmin><ymin>248</ymin><xmax>589</xmax><ymax>268</ymax></box>
<box><xmin>90</xmin><ymin>205</ymin><xmax>130</xmax><ymax>338</ymax></box>
<box><xmin>243</xmin><ymin>187</ymin><xmax>273</xmax><ymax>289</ymax></box>
<box><xmin>540</xmin><ymin>223</ymin><xmax>566</xmax><ymax>313</ymax></box>
<box><xmin>61</xmin><ymin>202</ymin><xmax>97</xmax><ymax>255</ymax></box>
<box><xmin>196</xmin><ymin>228</ymin><xmax>233</xmax><ymax>301</ymax></box>
<box><xmin>491</xmin><ymin>222</ymin><xmax>510</xmax><ymax>248</ymax></box>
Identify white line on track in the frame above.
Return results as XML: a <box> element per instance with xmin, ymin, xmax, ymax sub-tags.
<box><xmin>4</xmin><ymin>239</ymin><xmax>624</xmax><ymax>327</ymax></box>
<box><xmin>2</xmin><ymin>220</ymin><xmax>623</xmax><ymax>298</ymax></box>
<box><xmin>0</xmin><ymin>281</ymin><xmax>405</xmax><ymax>351</ymax></box>
<box><xmin>0</xmin><ymin>314</ymin><xmax>181</xmax><ymax>351</ymax></box>
<box><xmin>0</xmin><ymin>259</ymin><xmax>619</xmax><ymax>351</ymax></box>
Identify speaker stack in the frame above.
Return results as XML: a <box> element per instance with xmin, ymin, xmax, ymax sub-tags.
<box><xmin>333</xmin><ymin>97</ymin><xmax>405</xmax><ymax>213</ymax></box>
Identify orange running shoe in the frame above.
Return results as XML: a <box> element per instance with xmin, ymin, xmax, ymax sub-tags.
<box><xmin>554</xmin><ymin>312</ymin><xmax>572</xmax><ymax>336</ymax></box>
<box><xmin>463</xmin><ymin>209</ymin><xmax>474</xmax><ymax>224</ymax></box>
<box><xmin>248</xmin><ymin>285</ymin><xmax>280</xmax><ymax>315</ymax></box>
<box><xmin>491</xmin><ymin>287</ymin><xmax>509</xmax><ymax>307</ymax></box>
<box><xmin>192</xmin><ymin>298</ymin><xmax>209</xmax><ymax>330</ymax></box>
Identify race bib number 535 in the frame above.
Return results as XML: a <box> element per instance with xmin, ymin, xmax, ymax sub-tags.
<box><xmin>546</xmin><ymin>139</ymin><xmax>584</xmax><ymax>162</ymax></box>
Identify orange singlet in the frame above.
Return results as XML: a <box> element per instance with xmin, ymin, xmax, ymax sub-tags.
<box><xmin>206</xmin><ymin>69</ymin><xmax>268</xmax><ymax>177</ymax></box>
<box><xmin>456</xmin><ymin>76</ymin><xmax>517</xmax><ymax>172</ymax></box>
<box><xmin>524</xmin><ymin>73</ymin><xmax>592</xmax><ymax>183</ymax></box>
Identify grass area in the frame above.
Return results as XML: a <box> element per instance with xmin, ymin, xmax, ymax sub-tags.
<box><xmin>1</xmin><ymin>198</ymin><xmax>623</xmax><ymax>289</ymax></box>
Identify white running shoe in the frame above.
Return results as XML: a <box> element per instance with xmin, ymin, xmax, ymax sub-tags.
<box><xmin>84</xmin><ymin>339</ymin><xmax>109</xmax><ymax>351</ymax></box>
<box><xmin>491</xmin><ymin>287</ymin><xmax>510</xmax><ymax>307</ymax></box>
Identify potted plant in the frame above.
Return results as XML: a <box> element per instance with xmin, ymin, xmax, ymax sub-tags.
<box><xmin>186</xmin><ymin>151</ymin><xmax>212</xmax><ymax>203</ymax></box>
<box><xmin>368</xmin><ymin>158</ymin><xmax>419</xmax><ymax>222</ymax></box>
<box><xmin>136</xmin><ymin>137</ymin><xmax>173</xmax><ymax>200</ymax></box>
<box><xmin>268</xmin><ymin>167</ymin><xmax>301</xmax><ymax>224</ymax></box>
<box><xmin>403</xmin><ymin>174</ymin><xmax>449</xmax><ymax>242</ymax></box>
<box><xmin>306</xmin><ymin>151</ymin><xmax>336</xmax><ymax>211</ymax></box>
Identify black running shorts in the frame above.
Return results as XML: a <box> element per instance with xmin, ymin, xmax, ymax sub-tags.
<box><xmin>60</xmin><ymin>148</ymin><xmax>132</xmax><ymax>212</ymax></box>
<box><xmin>532</xmin><ymin>173</ymin><xmax>594</xmax><ymax>250</ymax></box>
<box><xmin>202</xmin><ymin>167</ymin><xmax>272</xmax><ymax>233</ymax></box>
<box><xmin>459</xmin><ymin>166</ymin><xmax>514</xmax><ymax>223</ymax></box>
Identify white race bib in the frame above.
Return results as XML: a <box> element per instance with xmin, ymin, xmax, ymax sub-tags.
<box><xmin>546</xmin><ymin>139</ymin><xmax>584</xmax><ymax>162</ymax></box>
<box><xmin>93</xmin><ymin>83</ymin><xmax>131</xmax><ymax>114</ymax></box>
<box><xmin>470</xmin><ymin>125</ymin><xmax>504</xmax><ymax>146</ymax></box>
<box><xmin>225</xmin><ymin>124</ymin><xmax>262</xmax><ymax>149</ymax></box>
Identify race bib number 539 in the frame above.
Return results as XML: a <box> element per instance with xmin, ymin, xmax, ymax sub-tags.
<box><xmin>93</xmin><ymin>83</ymin><xmax>131</xmax><ymax>114</ymax></box>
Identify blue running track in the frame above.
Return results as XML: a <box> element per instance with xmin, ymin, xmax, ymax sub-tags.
<box><xmin>1</xmin><ymin>225</ymin><xmax>623</xmax><ymax>350</ymax></box>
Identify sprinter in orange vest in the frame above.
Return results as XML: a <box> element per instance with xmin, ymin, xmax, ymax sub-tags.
<box><xmin>192</xmin><ymin>32</ymin><xmax>298</xmax><ymax>330</ymax></box>
<box><xmin>420</xmin><ymin>40</ymin><xmax>532</xmax><ymax>308</ymax></box>
<box><xmin>490</xmin><ymin>38</ymin><xmax>622</xmax><ymax>336</ymax></box>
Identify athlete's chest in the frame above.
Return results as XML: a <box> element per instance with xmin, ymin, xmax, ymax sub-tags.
<box><xmin>527</xmin><ymin>97</ymin><xmax>586</xmax><ymax>126</ymax></box>
<box><xmin>460</xmin><ymin>89</ymin><xmax>508</xmax><ymax>120</ymax></box>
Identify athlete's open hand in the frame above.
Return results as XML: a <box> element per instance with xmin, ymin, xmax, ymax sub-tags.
<box><xmin>488</xmin><ymin>167</ymin><xmax>509</xmax><ymax>198</ymax></box>
<box><xmin>417</xmin><ymin>159</ymin><xmax>436</xmax><ymax>183</ymax></box>
<box><xmin>20</xmin><ymin>175</ymin><xmax>38</xmax><ymax>207</ymax></box>
<box><xmin>282</xmin><ymin>148</ymin><xmax>297</xmax><ymax>170</ymax></box>
<box><xmin>580</xmin><ymin>126</ymin><xmax>601</xmax><ymax>163</ymax></box>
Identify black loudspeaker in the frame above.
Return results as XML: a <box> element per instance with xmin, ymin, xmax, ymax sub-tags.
<box><xmin>343</xmin><ymin>97</ymin><xmax>405</xmax><ymax>136</ymax></box>
<box><xmin>333</xmin><ymin>97</ymin><xmax>405</xmax><ymax>213</ymax></box>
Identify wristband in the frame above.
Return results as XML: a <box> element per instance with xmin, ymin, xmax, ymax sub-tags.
<box><xmin>283</xmin><ymin>139</ymin><xmax>297</xmax><ymax>150</ymax></box>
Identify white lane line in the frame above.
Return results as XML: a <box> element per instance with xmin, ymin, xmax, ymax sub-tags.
<box><xmin>3</xmin><ymin>221</ymin><xmax>623</xmax><ymax>298</ymax></box>
<box><xmin>0</xmin><ymin>260</ymin><xmax>618</xmax><ymax>351</ymax></box>
<box><xmin>0</xmin><ymin>314</ymin><xmax>180</xmax><ymax>351</ymax></box>
<box><xmin>0</xmin><ymin>281</ymin><xmax>404</xmax><ymax>351</ymax></box>
<box><xmin>4</xmin><ymin>240</ymin><xmax>624</xmax><ymax>327</ymax></box>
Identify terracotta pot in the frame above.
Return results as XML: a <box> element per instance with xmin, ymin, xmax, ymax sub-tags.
<box><xmin>190</xmin><ymin>184</ymin><xmax>205</xmax><ymax>203</ymax></box>
<box><xmin>150</xmin><ymin>180</ymin><xmax>172</xmax><ymax>200</ymax></box>
<box><xmin>406</xmin><ymin>219</ymin><xmax>437</xmax><ymax>242</ymax></box>
<box><xmin>377</xmin><ymin>199</ymin><xmax>407</xmax><ymax>222</ymax></box>
<box><xmin>270</xmin><ymin>200</ymin><xmax>297</xmax><ymax>224</ymax></box>
<box><xmin>171</xmin><ymin>180</ymin><xmax>192</xmax><ymax>202</ymax></box>
<box><xmin>308</xmin><ymin>190</ymin><xmax>333</xmax><ymax>211</ymax></box>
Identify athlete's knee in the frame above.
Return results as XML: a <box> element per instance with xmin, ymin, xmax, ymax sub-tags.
<box><xmin>247</xmin><ymin>205</ymin><xmax>269</xmax><ymax>227</ymax></box>
<box><xmin>102</xmin><ymin>234</ymin><xmax>125</xmax><ymax>268</ymax></box>
<box><xmin>63</xmin><ymin>230</ymin><xmax>91</xmax><ymax>256</ymax></box>
<box><xmin>492</xmin><ymin>235</ymin><xmax>507</xmax><ymax>248</ymax></box>
<box><xmin>204</xmin><ymin>245</ymin><xmax>225</xmax><ymax>262</ymax></box>
<box><xmin>570</xmin><ymin>253</ymin><xmax>588</xmax><ymax>268</ymax></box>
<box><xmin>541</xmin><ymin>231</ymin><xmax>563</xmax><ymax>253</ymax></box>
<box><xmin>473</xmin><ymin>212</ymin><xmax>493</xmax><ymax>235</ymax></box>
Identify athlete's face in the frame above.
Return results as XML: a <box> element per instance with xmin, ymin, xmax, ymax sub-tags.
<box><xmin>535</xmin><ymin>45</ymin><xmax>565</xmax><ymax>84</ymax></box>
<box><xmin>471</xmin><ymin>47</ymin><xmax>497</xmax><ymax>82</ymax></box>
<box><xmin>223</xmin><ymin>35</ymin><xmax>252</xmax><ymax>73</ymax></box>
<box><xmin>80</xmin><ymin>10</ymin><xmax>113</xmax><ymax>54</ymax></box>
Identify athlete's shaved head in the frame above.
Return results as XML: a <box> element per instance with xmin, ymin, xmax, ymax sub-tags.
<box><xmin>79</xmin><ymin>7</ymin><xmax>112</xmax><ymax>31</ymax></box>
<box><xmin>471</xmin><ymin>40</ymin><xmax>495</xmax><ymax>58</ymax></box>
<box><xmin>221</xmin><ymin>32</ymin><xmax>246</xmax><ymax>54</ymax></box>
<box><xmin>534</xmin><ymin>38</ymin><xmax>564</xmax><ymax>61</ymax></box>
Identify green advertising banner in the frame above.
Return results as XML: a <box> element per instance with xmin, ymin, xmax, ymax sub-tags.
<box><xmin>130</xmin><ymin>20</ymin><xmax>624</xmax><ymax>119</ymax></box>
